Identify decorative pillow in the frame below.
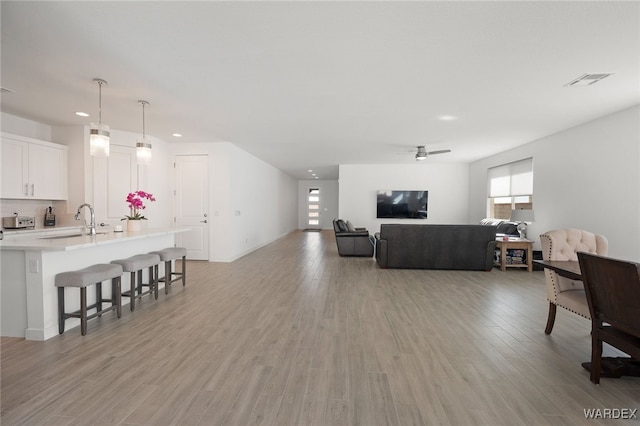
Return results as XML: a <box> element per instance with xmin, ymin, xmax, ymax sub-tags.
<box><xmin>346</xmin><ymin>220</ymin><xmax>356</xmax><ymax>232</ymax></box>
<box><xmin>497</xmin><ymin>222</ymin><xmax>518</xmax><ymax>235</ymax></box>
<box><xmin>337</xmin><ymin>220</ymin><xmax>348</xmax><ymax>232</ymax></box>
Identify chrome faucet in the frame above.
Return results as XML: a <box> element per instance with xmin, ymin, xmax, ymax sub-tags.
<box><xmin>75</xmin><ymin>203</ymin><xmax>97</xmax><ymax>235</ymax></box>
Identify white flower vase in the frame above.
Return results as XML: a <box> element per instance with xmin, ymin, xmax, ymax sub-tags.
<box><xmin>127</xmin><ymin>220</ymin><xmax>143</xmax><ymax>232</ymax></box>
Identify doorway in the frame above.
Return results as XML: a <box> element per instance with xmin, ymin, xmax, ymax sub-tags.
<box><xmin>174</xmin><ymin>155</ymin><xmax>209</xmax><ymax>260</ymax></box>
<box><xmin>305</xmin><ymin>187</ymin><xmax>321</xmax><ymax>230</ymax></box>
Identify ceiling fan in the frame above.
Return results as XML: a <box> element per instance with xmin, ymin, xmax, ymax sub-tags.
<box><xmin>412</xmin><ymin>145</ymin><xmax>451</xmax><ymax>161</ymax></box>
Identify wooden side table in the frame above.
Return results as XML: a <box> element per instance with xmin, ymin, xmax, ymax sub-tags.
<box><xmin>495</xmin><ymin>239</ymin><xmax>533</xmax><ymax>272</ymax></box>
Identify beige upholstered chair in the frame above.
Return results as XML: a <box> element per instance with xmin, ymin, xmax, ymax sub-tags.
<box><xmin>539</xmin><ymin>229</ymin><xmax>608</xmax><ymax>334</ymax></box>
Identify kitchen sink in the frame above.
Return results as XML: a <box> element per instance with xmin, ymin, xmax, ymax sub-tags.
<box><xmin>40</xmin><ymin>232</ymin><xmax>108</xmax><ymax>239</ymax></box>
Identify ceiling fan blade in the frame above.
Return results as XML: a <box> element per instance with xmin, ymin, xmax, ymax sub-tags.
<box><xmin>426</xmin><ymin>149</ymin><xmax>451</xmax><ymax>155</ymax></box>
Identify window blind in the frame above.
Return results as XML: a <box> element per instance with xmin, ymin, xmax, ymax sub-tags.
<box><xmin>488</xmin><ymin>158</ymin><xmax>533</xmax><ymax>197</ymax></box>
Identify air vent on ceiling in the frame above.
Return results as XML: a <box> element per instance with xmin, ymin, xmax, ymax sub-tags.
<box><xmin>565</xmin><ymin>73</ymin><xmax>613</xmax><ymax>87</ymax></box>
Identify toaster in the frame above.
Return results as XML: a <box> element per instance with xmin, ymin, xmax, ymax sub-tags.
<box><xmin>2</xmin><ymin>216</ymin><xmax>35</xmax><ymax>229</ymax></box>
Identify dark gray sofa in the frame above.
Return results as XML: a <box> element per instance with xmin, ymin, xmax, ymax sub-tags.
<box><xmin>375</xmin><ymin>224</ymin><xmax>497</xmax><ymax>270</ymax></box>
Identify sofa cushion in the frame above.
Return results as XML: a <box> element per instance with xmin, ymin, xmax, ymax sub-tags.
<box><xmin>346</xmin><ymin>220</ymin><xmax>357</xmax><ymax>232</ymax></box>
<box><xmin>337</xmin><ymin>219</ymin><xmax>348</xmax><ymax>232</ymax></box>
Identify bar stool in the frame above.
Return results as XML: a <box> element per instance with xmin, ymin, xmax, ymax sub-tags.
<box><xmin>149</xmin><ymin>247</ymin><xmax>187</xmax><ymax>294</ymax></box>
<box><xmin>55</xmin><ymin>263</ymin><xmax>123</xmax><ymax>335</ymax></box>
<box><xmin>111</xmin><ymin>254</ymin><xmax>161</xmax><ymax>311</ymax></box>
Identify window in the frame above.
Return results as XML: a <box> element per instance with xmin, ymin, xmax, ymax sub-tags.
<box><xmin>487</xmin><ymin>158</ymin><xmax>533</xmax><ymax>219</ymax></box>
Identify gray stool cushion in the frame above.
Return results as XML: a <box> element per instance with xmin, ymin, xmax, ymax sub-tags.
<box><xmin>111</xmin><ymin>254</ymin><xmax>160</xmax><ymax>272</ymax></box>
<box><xmin>55</xmin><ymin>264</ymin><xmax>123</xmax><ymax>288</ymax></box>
<box><xmin>150</xmin><ymin>247</ymin><xmax>187</xmax><ymax>261</ymax></box>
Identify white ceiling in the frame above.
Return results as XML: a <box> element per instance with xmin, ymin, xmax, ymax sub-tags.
<box><xmin>2</xmin><ymin>1</ymin><xmax>639</xmax><ymax>180</ymax></box>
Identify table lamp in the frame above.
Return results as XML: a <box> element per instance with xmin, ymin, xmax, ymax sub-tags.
<box><xmin>511</xmin><ymin>209</ymin><xmax>535</xmax><ymax>239</ymax></box>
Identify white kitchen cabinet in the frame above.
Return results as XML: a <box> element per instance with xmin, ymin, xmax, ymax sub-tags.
<box><xmin>1</xmin><ymin>133</ymin><xmax>68</xmax><ymax>200</ymax></box>
<box><xmin>92</xmin><ymin>144</ymin><xmax>137</xmax><ymax>222</ymax></box>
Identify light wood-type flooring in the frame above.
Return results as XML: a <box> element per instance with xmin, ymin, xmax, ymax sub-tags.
<box><xmin>2</xmin><ymin>230</ymin><xmax>639</xmax><ymax>425</ymax></box>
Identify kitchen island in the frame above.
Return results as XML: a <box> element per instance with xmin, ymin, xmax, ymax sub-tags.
<box><xmin>1</xmin><ymin>227</ymin><xmax>188</xmax><ymax>340</ymax></box>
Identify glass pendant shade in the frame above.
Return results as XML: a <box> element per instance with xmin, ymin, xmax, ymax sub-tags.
<box><xmin>136</xmin><ymin>139</ymin><xmax>152</xmax><ymax>165</ymax></box>
<box><xmin>89</xmin><ymin>122</ymin><xmax>110</xmax><ymax>156</ymax></box>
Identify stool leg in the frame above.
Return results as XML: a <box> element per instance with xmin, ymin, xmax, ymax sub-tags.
<box><xmin>130</xmin><ymin>271</ymin><xmax>136</xmax><ymax>311</ymax></box>
<box><xmin>153</xmin><ymin>264</ymin><xmax>159</xmax><ymax>299</ymax></box>
<box><xmin>147</xmin><ymin>265</ymin><xmax>155</xmax><ymax>300</ymax></box>
<box><xmin>58</xmin><ymin>287</ymin><xmax>65</xmax><ymax>334</ymax></box>
<box><xmin>114</xmin><ymin>277</ymin><xmax>122</xmax><ymax>318</ymax></box>
<box><xmin>182</xmin><ymin>256</ymin><xmax>186</xmax><ymax>287</ymax></box>
<box><xmin>96</xmin><ymin>281</ymin><xmax>103</xmax><ymax>316</ymax></box>
<box><xmin>80</xmin><ymin>287</ymin><xmax>88</xmax><ymax>336</ymax></box>
<box><xmin>165</xmin><ymin>261</ymin><xmax>171</xmax><ymax>295</ymax></box>
<box><xmin>137</xmin><ymin>270</ymin><xmax>143</xmax><ymax>296</ymax></box>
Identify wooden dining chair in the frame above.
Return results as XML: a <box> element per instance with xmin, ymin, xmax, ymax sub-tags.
<box><xmin>577</xmin><ymin>252</ymin><xmax>640</xmax><ymax>384</ymax></box>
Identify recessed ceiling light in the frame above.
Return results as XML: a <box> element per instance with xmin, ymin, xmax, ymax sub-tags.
<box><xmin>75</xmin><ymin>112</ymin><xmax>89</xmax><ymax>117</ymax></box>
<box><xmin>314</xmin><ymin>176</ymin><xmax>319</xmax><ymax>179</ymax></box>
<box><xmin>438</xmin><ymin>115</ymin><xmax>457</xmax><ymax>121</ymax></box>
<box><xmin>172</xmin><ymin>133</ymin><xmax>182</xmax><ymax>137</ymax></box>
<box><xmin>307</xmin><ymin>169</ymin><xmax>313</xmax><ymax>172</ymax></box>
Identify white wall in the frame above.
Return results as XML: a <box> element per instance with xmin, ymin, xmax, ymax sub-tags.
<box><xmin>338</xmin><ymin>163</ymin><xmax>470</xmax><ymax>234</ymax></box>
<box><xmin>228</xmin><ymin>144</ymin><xmax>298</xmax><ymax>258</ymax></box>
<box><xmin>469</xmin><ymin>105</ymin><xmax>640</xmax><ymax>259</ymax></box>
<box><xmin>298</xmin><ymin>180</ymin><xmax>339</xmax><ymax>229</ymax></box>
<box><xmin>171</xmin><ymin>142</ymin><xmax>298</xmax><ymax>262</ymax></box>
<box><xmin>1</xmin><ymin>113</ymin><xmax>51</xmax><ymax>141</ymax></box>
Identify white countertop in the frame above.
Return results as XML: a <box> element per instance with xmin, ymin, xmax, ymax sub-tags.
<box><xmin>0</xmin><ymin>227</ymin><xmax>189</xmax><ymax>251</ymax></box>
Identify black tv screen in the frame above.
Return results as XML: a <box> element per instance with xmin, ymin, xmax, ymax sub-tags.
<box><xmin>376</xmin><ymin>190</ymin><xmax>428</xmax><ymax>219</ymax></box>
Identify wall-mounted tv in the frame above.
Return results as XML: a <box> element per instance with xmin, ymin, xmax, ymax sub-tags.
<box><xmin>376</xmin><ymin>190</ymin><xmax>428</xmax><ymax>219</ymax></box>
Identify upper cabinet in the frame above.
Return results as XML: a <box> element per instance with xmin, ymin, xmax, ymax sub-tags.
<box><xmin>1</xmin><ymin>133</ymin><xmax>68</xmax><ymax>200</ymax></box>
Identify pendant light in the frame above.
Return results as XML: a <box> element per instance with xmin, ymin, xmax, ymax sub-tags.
<box><xmin>136</xmin><ymin>100</ymin><xmax>152</xmax><ymax>165</ymax></box>
<box><xmin>89</xmin><ymin>78</ymin><xmax>110</xmax><ymax>157</ymax></box>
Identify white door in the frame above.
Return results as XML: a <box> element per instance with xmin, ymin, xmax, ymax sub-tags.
<box><xmin>174</xmin><ymin>155</ymin><xmax>209</xmax><ymax>260</ymax></box>
<box><xmin>306</xmin><ymin>187</ymin><xmax>322</xmax><ymax>230</ymax></box>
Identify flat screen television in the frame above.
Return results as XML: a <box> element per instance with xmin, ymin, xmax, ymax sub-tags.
<box><xmin>376</xmin><ymin>190</ymin><xmax>428</xmax><ymax>219</ymax></box>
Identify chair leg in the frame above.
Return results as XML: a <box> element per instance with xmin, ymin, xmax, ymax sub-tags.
<box><xmin>58</xmin><ymin>287</ymin><xmax>65</xmax><ymax>334</ymax></box>
<box><xmin>591</xmin><ymin>331</ymin><xmax>603</xmax><ymax>384</ymax></box>
<box><xmin>544</xmin><ymin>302</ymin><xmax>557</xmax><ymax>335</ymax></box>
<box><xmin>80</xmin><ymin>287</ymin><xmax>88</xmax><ymax>336</ymax></box>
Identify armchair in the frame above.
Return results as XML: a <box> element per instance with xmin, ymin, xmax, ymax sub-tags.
<box><xmin>577</xmin><ymin>252</ymin><xmax>640</xmax><ymax>384</ymax></box>
<box><xmin>332</xmin><ymin>219</ymin><xmax>374</xmax><ymax>257</ymax></box>
<box><xmin>540</xmin><ymin>228</ymin><xmax>608</xmax><ymax>334</ymax></box>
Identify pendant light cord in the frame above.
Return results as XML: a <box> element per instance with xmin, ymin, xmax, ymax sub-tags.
<box><xmin>139</xmin><ymin>100</ymin><xmax>149</xmax><ymax>138</ymax></box>
<box><xmin>98</xmin><ymin>81</ymin><xmax>102</xmax><ymax>125</ymax></box>
<box><xmin>142</xmin><ymin>101</ymin><xmax>146</xmax><ymax>137</ymax></box>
